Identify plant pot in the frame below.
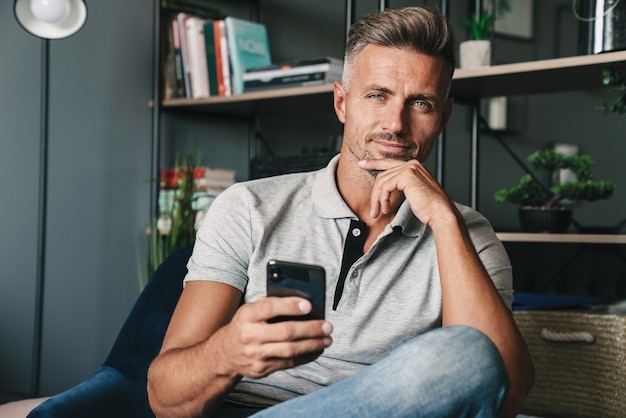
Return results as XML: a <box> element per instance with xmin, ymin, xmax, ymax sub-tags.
<box><xmin>518</xmin><ymin>207</ymin><xmax>573</xmax><ymax>233</ymax></box>
<box><xmin>459</xmin><ymin>40</ymin><xmax>491</xmax><ymax>68</ymax></box>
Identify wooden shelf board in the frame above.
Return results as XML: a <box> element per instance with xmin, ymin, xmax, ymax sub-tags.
<box><xmin>163</xmin><ymin>83</ymin><xmax>334</xmax><ymax>107</ymax></box>
<box><xmin>496</xmin><ymin>232</ymin><xmax>626</xmax><ymax>244</ymax></box>
<box><xmin>452</xmin><ymin>50</ymin><xmax>626</xmax><ymax>100</ymax></box>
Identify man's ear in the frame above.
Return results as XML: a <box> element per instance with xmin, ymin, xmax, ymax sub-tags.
<box><xmin>333</xmin><ymin>80</ymin><xmax>346</xmax><ymax>124</ymax></box>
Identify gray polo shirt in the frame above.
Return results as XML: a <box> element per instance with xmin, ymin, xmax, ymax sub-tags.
<box><xmin>185</xmin><ymin>154</ymin><xmax>513</xmax><ymax>407</ymax></box>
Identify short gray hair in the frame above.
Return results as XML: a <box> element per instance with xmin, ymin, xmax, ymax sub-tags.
<box><xmin>343</xmin><ymin>7</ymin><xmax>456</xmax><ymax>91</ymax></box>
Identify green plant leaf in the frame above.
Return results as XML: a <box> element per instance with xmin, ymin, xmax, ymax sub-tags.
<box><xmin>494</xmin><ymin>149</ymin><xmax>615</xmax><ymax>208</ymax></box>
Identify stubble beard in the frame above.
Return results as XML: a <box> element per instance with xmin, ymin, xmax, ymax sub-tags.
<box><xmin>348</xmin><ymin>132</ymin><xmax>417</xmax><ymax>178</ymax></box>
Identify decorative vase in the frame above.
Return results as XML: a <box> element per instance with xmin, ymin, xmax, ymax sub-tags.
<box><xmin>459</xmin><ymin>40</ymin><xmax>491</xmax><ymax>68</ymax></box>
<box><xmin>518</xmin><ymin>207</ymin><xmax>573</xmax><ymax>233</ymax></box>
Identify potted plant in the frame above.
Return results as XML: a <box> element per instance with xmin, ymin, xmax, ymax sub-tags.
<box><xmin>459</xmin><ymin>11</ymin><xmax>494</xmax><ymax>68</ymax></box>
<box><xmin>136</xmin><ymin>153</ymin><xmax>203</xmax><ymax>290</ymax></box>
<box><xmin>494</xmin><ymin>149</ymin><xmax>615</xmax><ymax>232</ymax></box>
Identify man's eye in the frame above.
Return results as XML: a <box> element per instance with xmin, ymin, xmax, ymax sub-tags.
<box><xmin>413</xmin><ymin>101</ymin><xmax>433</xmax><ymax>110</ymax></box>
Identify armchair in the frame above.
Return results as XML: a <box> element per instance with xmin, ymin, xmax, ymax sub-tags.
<box><xmin>26</xmin><ymin>245</ymin><xmax>193</xmax><ymax>418</ymax></box>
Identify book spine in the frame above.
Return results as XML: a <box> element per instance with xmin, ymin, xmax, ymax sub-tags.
<box><xmin>218</xmin><ymin>20</ymin><xmax>232</xmax><ymax>96</ymax></box>
<box><xmin>161</xmin><ymin>14</ymin><xmax>178</xmax><ymax>99</ymax></box>
<box><xmin>170</xmin><ymin>18</ymin><xmax>186</xmax><ymax>98</ymax></box>
<box><xmin>176</xmin><ymin>13</ymin><xmax>193</xmax><ymax>98</ymax></box>
<box><xmin>243</xmin><ymin>63</ymin><xmax>341</xmax><ymax>81</ymax></box>
<box><xmin>224</xmin><ymin>18</ymin><xmax>244</xmax><ymax>94</ymax></box>
<box><xmin>244</xmin><ymin>71</ymin><xmax>342</xmax><ymax>92</ymax></box>
<box><xmin>195</xmin><ymin>18</ymin><xmax>210</xmax><ymax>98</ymax></box>
<box><xmin>245</xmin><ymin>71</ymin><xmax>326</xmax><ymax>90</ymax></box>
<box><xmin>203</xmin><ymin>21</ymin><xmax>218</xmax><ymax>96</ymax></box>
<box><xmin>244</xmin><ymin>57</ymin><xmax>343</xmax><ymax>76</ymax></box>
<box><xmin>212</xmin><ymin>21</ymin><xmax>226</xmax><ymax>96</ymax></box>
<box><xmin>185</xmin><ymin>17</ymin><xmax>210</xmax><ymax>98</ymax></box>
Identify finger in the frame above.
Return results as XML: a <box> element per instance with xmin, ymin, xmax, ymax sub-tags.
<box><xmin>238</xmin><ymin>324</ymin><xmax>332</xmax><ymax>379</ymax></box>
<box><xmin>265</xmin><ymin>319</ymin><xmax>333</xmax><ymax>343</ymax></box>
<box><xmin>357</xmin><ymin>158</ymin><xmax>404</xmax><ymax>171</ymax></box>
<box><xmin>369</xmin><ymin>169</ymin><xmax>399</xmax><ymax>218</ymax></box>
<box><xmin>242</xmin><ymin>296</ymin><xmax>312</xmax><ymax>323</ymax></box>
<box><xmin>265</xmin><ymin>337</ymin><xmax>332</xmax><ymax>361</ymax></box>
<box><xmin>242</xmin><ymin>340</ymin><xmax>330</xmax><ymax>379</ymax></box>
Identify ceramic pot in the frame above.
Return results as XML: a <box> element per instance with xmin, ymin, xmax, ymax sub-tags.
<box><xmin>518</xmin><ymin>207</ymin><xmax>573</xmax><ymax>233</ymax></box>
<box><xmin>459</xmin><ymin>40</ymin><xmax>491</xmax><ymax>68</ymax></box>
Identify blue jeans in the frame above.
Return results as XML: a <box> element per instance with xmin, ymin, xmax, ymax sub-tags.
<box><xmin>216</xmin><ymin>326</ymin><xmax>510</xmax><ymax>418</ymax></box>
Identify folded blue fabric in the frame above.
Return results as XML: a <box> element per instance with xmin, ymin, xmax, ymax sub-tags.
<box><xmin>512</xmin><ymin>292</ymin><xmax>602</xmax><ymax>311</ymax></box>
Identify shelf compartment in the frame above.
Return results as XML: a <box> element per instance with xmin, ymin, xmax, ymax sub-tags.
<box><xmin>162</xmin><ymin>51</ymin><xmax>626</xmax><ymax>114</ymax></box>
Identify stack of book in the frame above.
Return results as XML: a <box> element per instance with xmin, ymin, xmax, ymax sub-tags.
<box><xmin>159</xmin><ymin>166</ymin><xmax>236</xmax><ymax>228</ymax></box>
<box><xmin>243</xmin><ymin>57</ymin><xmax>343</xmax><ymax>92</ymax></box>
<box><xmin>162</xmin><ymin>9</ymin><xmax>272</xmax><ymax>99</ymax></box>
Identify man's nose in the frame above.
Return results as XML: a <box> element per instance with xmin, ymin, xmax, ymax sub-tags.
<box><xmin>381</xmin><ymin>101</ymin><xmax>408</xmax><ymax>135</ymax></box>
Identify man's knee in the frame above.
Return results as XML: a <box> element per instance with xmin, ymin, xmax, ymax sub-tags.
<box><xmin>380</xmin><ymin>326</ymin><xmax>510</xmax><ymax>415</ymax></box>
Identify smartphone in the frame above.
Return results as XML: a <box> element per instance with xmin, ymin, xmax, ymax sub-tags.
<box><xmin>266</xmin><ymin>260</ymin><xmax>326</xmax><ymax>322</ymax></box>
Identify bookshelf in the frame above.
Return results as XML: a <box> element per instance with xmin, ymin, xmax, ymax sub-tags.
<box><xmin>153</xmin><ymin>2</ymin><xmax>626</xmax><ymax>245</ymax></box>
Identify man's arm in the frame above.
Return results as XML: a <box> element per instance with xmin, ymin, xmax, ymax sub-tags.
<box><xmin>359</xmin><ymin>158</ymin><xmax>534</xmax><ymax>418</ymax></box>
<box><xmin>147</xmin><ymin>281</ymin><xmax>333</xmax><ymax>418</ymax></box>
<box><xmin>430</xmin><ymin>209</ymin><xmax>534</xmax><ymax>418</ymax></box>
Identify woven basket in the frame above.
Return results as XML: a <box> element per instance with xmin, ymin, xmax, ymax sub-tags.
<box><xmin>513</xmin><ymin>309</ymin><xmax>626</xmax><ymax>418</ymax></box>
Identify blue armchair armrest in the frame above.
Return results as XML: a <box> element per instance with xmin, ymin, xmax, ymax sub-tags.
<box><xmin>28</xmin><ymin>366</ymin><xmax>139</xmax><ymax>418</ymax></box>
<box><xmin>27</xmin><ymin>245</ymin><xmax>193</xmax><ymax>418</ymax></box>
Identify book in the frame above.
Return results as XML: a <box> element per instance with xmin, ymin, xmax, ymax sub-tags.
<box><xmin>243</xmin><ymin>57</ymin><xmax>344</xmax><ymax>91</ymax></box>
<box><xmin>203</xmin><ymin>20</ymin><xmax>218</xmax><ymax>96</ymax></box>
<box><xmin>216</xmin><ymin>20</ymin><xmax>232</xmax><ymax>96</ymax></box>
<box><xmin>185</xmin><ymin>16</ymin><xmax>210</xmax><ymax>98</ymax></box>
<box><xmin>161</xmin><ymin>13</ymin><xmax>186</xmax><ymax>99</ymax></box>
<box><xmin>176</xmin><ymin>12</ymin><xmax>193</xmax><ymax>98</ymax></box>
<box><xmin>201</xmin><ymin>167</ymin><xmax>237</xmax><ymax>192</ymax></box>
<box><xmin>159</xmin><ymin>166</ymin><xmax>236</xmax><ymax>216</ymax></box>
<box><xmin>244</xmin><ymin>57</ymin><xmax>343</xmax><ymax>79</ymax></box>
<box><xmin>244</xmin><ymin>71</ymin><xmax>340</xmax><ymax>91</ymax></box>
<box><xmin>224</xmin><ymin>17</ymin><xmax>271</xmax><ymax>94</ymax></box>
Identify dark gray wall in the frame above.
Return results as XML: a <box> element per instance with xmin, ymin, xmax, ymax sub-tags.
<box><xmin>1</xmin><ymin>0</ymin><xmax>153</xmax><ymax>396</ymax></box>
<box><xmin>0</xmin><ymin>3</ymin><xmax>41</xmax><ymax>394</ymax></box>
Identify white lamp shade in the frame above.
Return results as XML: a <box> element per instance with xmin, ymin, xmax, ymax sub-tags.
<box><xmin>15</xmin><ymin>0</ymin><xmax>87</xmax><ymax>39</ymax></box>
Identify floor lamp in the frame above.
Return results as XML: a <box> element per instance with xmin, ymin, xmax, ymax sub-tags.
<box><xmin>13</xmin><ymin>0</ymin><xmax>87</xmax><ymax>397</ymax></box>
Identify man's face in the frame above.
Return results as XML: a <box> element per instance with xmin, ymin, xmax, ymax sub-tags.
<box><xmin>334</xmin><ymin>44</ymin><xmax>453</xmax><ymax>165</ymax></box>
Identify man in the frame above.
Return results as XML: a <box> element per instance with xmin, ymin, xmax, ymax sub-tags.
<box><xmin>148</xmin><ymin>7</ymin><xmax>534</xmax><ymax>418</ymax></box>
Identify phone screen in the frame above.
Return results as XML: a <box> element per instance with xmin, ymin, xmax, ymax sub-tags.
<box><xmin>267</xmin><ymin>260</ymin><xmax>326</xmax><ymax>322</ymax></box>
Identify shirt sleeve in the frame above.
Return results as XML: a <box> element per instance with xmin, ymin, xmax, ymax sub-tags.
<box><xmin>459</xmin><ymin>205</ymin><xmax>514</xmax><ymax>310</ymax></box>
<box><xmin>184</xmin><ymin>183</ymin><xmax>252</xmax><ymax>292</ymax></box>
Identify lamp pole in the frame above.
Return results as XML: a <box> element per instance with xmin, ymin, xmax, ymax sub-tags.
<box><xmin>31</xmin><ymin>37</ymin><xmax>50</xmax><ymax>397</ymax></box>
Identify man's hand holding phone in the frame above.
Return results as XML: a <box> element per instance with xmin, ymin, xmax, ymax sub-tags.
<box><xmin>214</xmin><ymin>261</ymin><xmax>331</xmax><ymax>380</ymax></box>
<box><xmin>217</xmin><ymin>294</ymin><xmax>332</xmax><ymax>380</ymax></box>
